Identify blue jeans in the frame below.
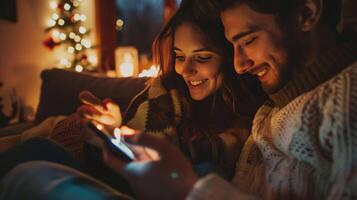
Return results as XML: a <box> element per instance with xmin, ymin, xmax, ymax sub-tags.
<box><xmin>0</xmin><ymin>137</ymin><xmax>85</xmax><ymax>179</ymax></box>
<box><xmin>0</xmin><ymin>161</ymin><xmax>133</xmax><ymax>200</ymax></box>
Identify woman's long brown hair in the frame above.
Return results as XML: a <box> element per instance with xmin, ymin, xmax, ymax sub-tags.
<box><xmin>151</xmin><ymin>0</ymin><xmax>265</xmax><ymax>172</ymax></box>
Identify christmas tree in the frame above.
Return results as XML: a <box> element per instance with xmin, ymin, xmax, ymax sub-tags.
<box><xmin>44</xmin><ymin>0</ymin><xmax>97</xmax><ymax>72</ymax></box>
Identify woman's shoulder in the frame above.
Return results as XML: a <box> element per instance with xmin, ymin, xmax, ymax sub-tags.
<box><xmin>124</xmin><ymin>77</ymin><xmax>183</xmax><ymax>132</ymax></box>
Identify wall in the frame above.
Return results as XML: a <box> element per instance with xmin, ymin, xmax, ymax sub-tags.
<box><xmin>0</xmin><ymin>0</ymin><xmax>97</xmax><ymax>120</ymax></box>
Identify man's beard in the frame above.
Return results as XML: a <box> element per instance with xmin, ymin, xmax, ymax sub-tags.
<box><xmin>265</xmin><ymin>30</ymin><xmax>305</xmax><ymax>94</ymax></box>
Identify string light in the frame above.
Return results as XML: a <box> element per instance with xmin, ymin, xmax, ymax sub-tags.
<box><xmin>47</xmin><ymin>19</ymin><xmax>56</xmax><ymax>27</ymax></box>
<box><xmin>60</xmin><ymin>58</ymin><xmax>68</xmax><ymax>65</ymax></box>
<box><xmin>60</xmin><ymin>58</ymin><xmax>71</xmax><ymax>68</ymax></box>
<box><xmin>69</xmin><ymin>32</ymin><xmax>76</xmax><ymax>39</ymax></box>
<box><xmin>116</xmin><ymin>19</ymin><xmax>124</xmax><ymax>30</ymax></box>
<box><xmin>79</xmin><ymin>26</ymin><xmax>87</xmax><ymax>34</ymax></box>
<box><xmin>59</xmin><ymin>33</ymin><xmax>67</xmax><ymax>40</ymax></box>
<box><xmin>81</xmin><ymin>39</ymin><xmax>91</xmax><ymax>48</ymax></box>
<box><xmin>75</xmin><ymin>43</ymin><xmax>83</xmax><ymax>51</ymax></box>
<box><xmin>67</xmin><ymin>46</ymin><xmax>75</xmax><ymax>53</ymax></box>
<box><xmin>51</xmin><ymin>30</ymin><xmax>60</xmax><ymax>38</ymax></box>
<box><xmin>73</xmin><ymin>13</ymin><xmax>81</xmax><ymax>21</ymax></box>
<box><xmin>74</xmin><ymin>35</ymin><xmax>81</xmax><ymax>42</ymax></box>
<box><xmin>75</xmin><ymin>64</ymin><xmax>83</xmax><ymax>72</ymax></box>
<box><xmin>58</xmin><ymin>19</ymin><xmax>65</xmax><ymax>26</ymax></box>
<box><xmin>64</xmin><ymin>3</ymin><xmax>71</xmax><ymax>11</ymax></box>
<box><xmin>80</xmin><ymin>14</ymin><xmax>87</xmax><ymax>21</ymax></box>
<box><xmin>45</xmin><ymin>0</ymin><xmax>95</xmax><ymax>72</ymax></box>
<box><xmin>50</xmin><ymin>1</ymin><xmax>58</xmax><ymax>9</ymax></box>
<box><xmin>52</xmin><ymin>13</ymin><xmax>59</xmax><ymax>20</ymax></box>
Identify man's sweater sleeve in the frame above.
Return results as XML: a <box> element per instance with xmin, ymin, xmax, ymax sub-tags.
<box><xmin>321</xmin><ymin>63</ymin><xmax>357</xmax><ymax>199</ymax></box>
<box><xmin>186</xmin><ymin>174</ymin><xmax>256</xmax><ymax>200</ymax></box>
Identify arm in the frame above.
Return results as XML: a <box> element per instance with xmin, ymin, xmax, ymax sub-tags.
<box><xmin>77</xmin><ymin>91</ymin><xmax>122</xmax><ymax>144</ymax></box>
<box><xmin>77</xmin><ymin>91</ymin><xmax>122</xmax><ymax>127</ymax></box>
<box><xmin>102</xmin><ymin>130</ymin><xmax>256</xmax><ymax>200</ymax></box>
<box><xmin>318</xmin><ymin>67</ymin><xmax>357</xmax><ymax>199</ymax></box>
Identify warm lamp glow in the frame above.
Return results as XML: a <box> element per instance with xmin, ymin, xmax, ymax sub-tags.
<box><xmin>119</xmin><ymin>62</ymin><xmax>134</xmax><ymax>77</ymax></box>
<box><xmin>115</xmin><ymin>46</ymin><xmax>139</xmax><ymax>77</ymax></box>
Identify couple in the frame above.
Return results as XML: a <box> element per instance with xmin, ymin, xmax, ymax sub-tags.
<box><xmin>2</xmin><ymin>0</ymin><xmax>356</xmax><ymax>199</ymax></box>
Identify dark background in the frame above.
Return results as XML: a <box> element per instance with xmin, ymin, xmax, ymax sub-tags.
<box><xmin>0</xmin><ymin>0</ymin><xmax>17</xmax><ymax>22</ymax></box>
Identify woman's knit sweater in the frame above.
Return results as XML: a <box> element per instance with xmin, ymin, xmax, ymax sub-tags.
<box><xmin>124</xmin><ymin>78</ymin><xmax>250</xmax><ymax>179</ymax></box>
<box><xmin>187</xmin><ymin>36</ymin><xmax>357</xmax><ymax>199</ymax></box>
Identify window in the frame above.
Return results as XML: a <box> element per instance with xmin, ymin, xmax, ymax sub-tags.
<box><xmin>115</xmin><ymin>0</ymin><xmax>164</xmax><ymax>56</ymax></box>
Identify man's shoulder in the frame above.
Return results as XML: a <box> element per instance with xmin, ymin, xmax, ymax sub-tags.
<box><xmin>320</xmin><ymin>61</ymin><xmax>357</xmax><ymax>90</ymax></box>
<box><xmin>295</xmin><ymin>61</ymin><xmax>357</xmax><ymax>105</ymax></box>
<box><xmin>253</xmin><ymin>62</ymin><xmax>357</xmax><ymax>123</ymax></box>
<box><xmin>335</xmin><ymin>61</ymin><xmax>357</xmax><ymax>78</ymax></box>
<box><xmin>290</xmin><ymin>61</ymin><xmax>357</xmax><ymax>112</ymax></box>
<box><xmin>255</xmin><ymin>62</ymin><xmax>357</xmax><ymax>117</ymax></box>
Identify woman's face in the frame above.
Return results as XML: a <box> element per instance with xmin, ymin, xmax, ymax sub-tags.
<box><xmin>174</xmin><ymin>22</ymin><xmax>223</xmax><ymax>101</ymax></box>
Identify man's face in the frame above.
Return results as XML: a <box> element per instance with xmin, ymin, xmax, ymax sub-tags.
<box><xmin>221</xmin><ymin>4</ymin><xmax>299</xmax><ymax>94</ymax></box>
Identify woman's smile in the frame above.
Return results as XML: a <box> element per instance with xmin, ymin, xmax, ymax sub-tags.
<box><xmin>188</xmin><ymin>79</ymin><xmax>208</xmax><ymax>86</ymax></box>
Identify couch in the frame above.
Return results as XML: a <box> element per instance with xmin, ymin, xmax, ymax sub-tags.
<box><xmin>0</xmin><ymin>68</ymin><xmax>149</xmax><ymax>152</ymax></box>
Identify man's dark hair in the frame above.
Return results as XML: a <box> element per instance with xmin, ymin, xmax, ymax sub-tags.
<box><xmin>197</xmin><ymin>0</ymin><xmax>341</xmax><ymax>30</ymax></box>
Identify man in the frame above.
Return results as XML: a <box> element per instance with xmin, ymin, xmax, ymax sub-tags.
<box><xmin>1</xmin><ymin>0</ymin><xmax>355</xmax><ymax>199</ymax></box>
<box><xmin>103</xmin><ymin>0</ymin><xmax>355</xmax><ymax>199</ymax></box>
<box><xmin>181</xmin><ymin>0</ymin><xmax>357</xmax><ymax>199</ymax></box>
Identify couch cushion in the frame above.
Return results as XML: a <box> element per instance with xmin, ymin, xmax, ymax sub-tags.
<box><xmin>35</xmin><ymin>69</ymin><xmax>149</xmax><ymax>124</ymax></box>
<box><xmin>0</xmin><ymin>122</ymin><xmax>34</xmax><ymax>137</ymax></box>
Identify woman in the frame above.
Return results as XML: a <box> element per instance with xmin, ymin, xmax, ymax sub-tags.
<box><xmin>0</xmin><ymin>0</ymin><xmax>265</xmax><ymax>199</ymax></box>
<box><xmin>78</xmin><ymin>0</ymin><xmax>264</xmax><ymax>180</ymax></box>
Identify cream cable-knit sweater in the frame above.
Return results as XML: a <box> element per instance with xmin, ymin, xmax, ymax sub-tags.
<box><xmin>187</xmin><ymin>37</ymin><xmax>357</xmax><ymax>199</ymax></box>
